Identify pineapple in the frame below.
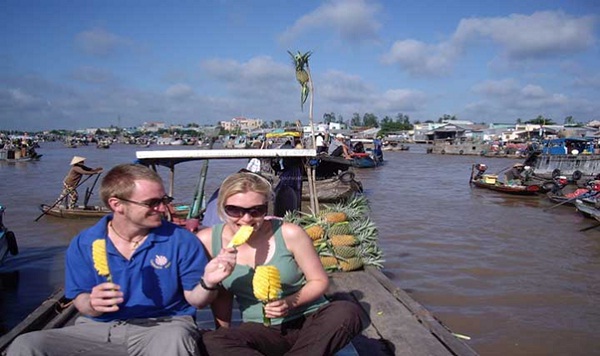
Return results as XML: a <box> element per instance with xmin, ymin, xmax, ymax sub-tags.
<box><xmin>92</xmin><ymin>239</ymin><xmax>112</xmax><ymax>282</ymax></box>
<box><xmin>252</xmin><ymin>265</ymin><xmax>282</xmax><ymax>326</ymax></box>
<box><xmin>321</xmin><ymin>211</ymin><xmax>347</xmax><ymax>223</ymax></box>
<box><xmin>305</xmin><ymin>224</ymin><xmax>325</xmax><ymax>241</ymax></box>
<box><xmin>319</xmin><ymin>256</ymin><xmax>339</xmax><ymax>271</ymax></box>
<box><xmin>328</xmin><ymin>221</ymin><xmax>350</xmax><ymax>236</ymax></box>
<box><xmin>339</xmin><ymin>257</ymin><xmax>364</xmax><ymax>272</ymax></box>
<box><xmin>330</xmin><ymin>234</ymin><xmax>358</xmax><ymax>247</ymax></box>
<box><xmin>332</xmin><ymin>246</ymin><xmax>356</xmax><ymax>259</ymax></box>
<box><xmin>227</xmin><ymin>225</ymin><xmax>254</xmax><ymax>248</ymax></box>
<box><xmin>288</xmin><ymin>50</ymin><xmax>312</xmax><ymax>111</ymax></box>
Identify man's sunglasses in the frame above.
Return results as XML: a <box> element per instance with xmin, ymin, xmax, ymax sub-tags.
<box><xmin>118</xmin><ymin>195</ymin><xmax>174</xmax><ymax>209</ymax></box>
<box><xmin>224</xmin><ymin>204</ymin><xmax>268</xmax><ymax>218</ymax></box>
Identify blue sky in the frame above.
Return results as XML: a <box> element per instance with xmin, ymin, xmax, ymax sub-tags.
<box><xmin>1</xmin><ymin>0</ymin><xmax>598</xmax><ymax>131</ymax></box>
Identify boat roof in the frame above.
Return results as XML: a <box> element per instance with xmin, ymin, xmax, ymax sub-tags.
<box><xmin>265</xmin><ymin>131</ymin><xmax>302</xmax><ymax>138</ymax></box>
<box><xmin>544</xmin><ymin>137</ymin><xmax>594</xmax><ymax>144</ymax></box>
<box><xmin>136</xmin><ymin>148</ymin><xmax>317</xmax><ymax>167</ymax></box>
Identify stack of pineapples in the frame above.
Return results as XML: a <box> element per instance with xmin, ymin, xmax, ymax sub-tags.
<box><xmin>284</xmin><ymin>195</ymin><xmax>384</xmax><ymax>272</ymax></box>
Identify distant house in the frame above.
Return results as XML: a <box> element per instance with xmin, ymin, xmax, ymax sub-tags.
<box><xmin>427</xmin><ymin>123</ymin><xmax>484</xmax><ymax>141</ymax></box>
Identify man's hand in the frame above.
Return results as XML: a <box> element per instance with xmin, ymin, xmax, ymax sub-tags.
<box><xmin>89</xmin><ymin>282</ymin><xmax>123</xmax><ymax>314</ymax></box>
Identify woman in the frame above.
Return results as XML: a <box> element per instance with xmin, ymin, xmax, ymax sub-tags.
<box><xmin>197</xmin><ymin>172</ymin><xmax>362</xmax><ymax>355</ymax></box>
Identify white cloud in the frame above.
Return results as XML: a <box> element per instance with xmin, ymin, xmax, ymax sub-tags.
<box><xmin>381</xmin><ymin>39</ymin><xmax>457</xmax><ymax>76</ymax></box>
<box><xmin>466</xmin><ymin>78</ymin><xmax>600</xmax><ymax>122</ymax></box>
<box><xmin>279</xmin><ymin>0</ymin><xmax>382</xmax><ymax>44</ymax></box>
<box><xmin>384</xmin><ymin>11</ymin><xmax>597</xmax><ymax>76</ymax></box>
<box><xmin>201</xmin><ymin>56</ymin><xmax>292</xmax><ymax>98</ymax></box>
<box><xmin>75</xmin><ymin>28</ymin><xmax>132</xmax><ymax>57</ymax></box>
<box><xmin>165</xmin><ymin>84</ymin><xmax>195</xmax><ymax>100</ymax></box>
<box><xmin>453</xmin><ymin>11</ymin><xmax>596</xmax><ymax>59</ymax></box>
<box><xmin>71</xmin><ymin>66</ymin><xmax>116</xmax><ymax>85</ymax></box>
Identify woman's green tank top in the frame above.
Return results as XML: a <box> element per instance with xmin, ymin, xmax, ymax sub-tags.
<box><xmin>211</xmin><ymin>219</ymin><xmax>328</xmax><ymax>325</ymax></box>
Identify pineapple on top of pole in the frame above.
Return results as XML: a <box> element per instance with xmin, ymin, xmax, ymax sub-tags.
<box><xmin>288</xmin><ymin>50</ymin><xmax>318</xmax><ymax>213</ymax></box>
<box><xmin>288</xmin><ymin>50</ymin><xmax>316</xmax><ymax>150</ymax></box>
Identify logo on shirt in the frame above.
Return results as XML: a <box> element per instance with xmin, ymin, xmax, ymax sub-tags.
<box><xmin>150</xmin><ymin>255</ymin><xmax>171</xmax><ymax>269</ymax></box>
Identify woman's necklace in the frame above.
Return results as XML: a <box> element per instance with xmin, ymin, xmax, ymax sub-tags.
<box><xmin>109</xmin><ymin>221</ymin><xmax>144</xmax><ymax>250</ymax></box>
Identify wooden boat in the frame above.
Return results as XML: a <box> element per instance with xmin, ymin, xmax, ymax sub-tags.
<box><xmin>0</xmin><ymin>149</ymin><xmax>42</xmax><ymax>162</ymax></box>
<box><xmin>0</xmin><ymin>267</ymin><xmax>478</xmax><ymax>356</ymax></box>
<box><xmin>301</xmin><ymin>172</ymin><xmax>363</xmax><ymax>202</ymax></box>
<box><xmin>469</xmin><ymin>164</ymin><xmax>541</xmax><ymax>195</ymax></box>
<box><xmin>38</xmin><ymin>204</ymin><xmax>112</xmax><ymax>219</ymax></box>
<box><xmin>470</xmin><ymin>178</ymin><xmax>540</xmax><ymax>195</ymax></box>
<box><xmin>38</xmin><ymin>203</ymin><xmax>191</xmax><ymax>220</ymax></box>
<box><xmin>574</xmin><ymin>198</ymin><xmax>600</xmax><ymax>220</ymax></box>
<box><xmin>96</xmin><ymin>140</ymin><xmax>111</xmax><ymax>149</ymax></box>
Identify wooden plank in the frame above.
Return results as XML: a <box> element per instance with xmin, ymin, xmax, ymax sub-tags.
<box><xmin>328</xmin><ymin>270</ymin><xmax>480</xmax><ymax>356</ymax></box>
<box><xmin>332</xmin><ymin>271</ymin><xmax>457</xmax><ymax>356</ymax></box>
<box><xmin>365</xmin><ymin>267</ymin><xmax>478</xmax><ymax>356</ymax></box>
<box><xmin>0</xmin><ymin>289</ymin><xmax>68</xmax><ymax>353</ymax></box>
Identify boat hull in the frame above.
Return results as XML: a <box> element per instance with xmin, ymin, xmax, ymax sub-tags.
<box><xmin>301</xmin><ymin>174</ymin><xmax>363</xmax><ymax>202</ymax></box>
<box><xmin>470</xmin><ymin>179</ymin><xmax>540</xmax><ymax>195</ymax></box>
<box><xmin>39</xmin><ymin>204</ymin><xmax>111</xmax><ymax>219</ymax></box>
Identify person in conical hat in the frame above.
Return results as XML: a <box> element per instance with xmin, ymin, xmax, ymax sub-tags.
<box><xmin>54</xmin><ymin>156</ymin><xmax>103</xmax><ymax>209</ymax></box>
<box><xmin>505</xmin><ymin>162</ymin><xmax>525</xmax><ymax>185</ymax></box>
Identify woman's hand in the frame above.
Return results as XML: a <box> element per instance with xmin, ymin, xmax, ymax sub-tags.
<box><xmin>203</xmin><ymin>247</ymin><xmax>237</xmax><ymax>286</ymax></box>
<box><xmin>264</xmin><ymin>298</ymin><xmax>291</xmax><ymax>318</ymax></box>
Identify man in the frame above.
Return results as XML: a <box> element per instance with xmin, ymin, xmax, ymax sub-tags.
<box><xmin>8</xmin><ymin>164</ymin><xmax>237</xmax><ymax>355</ymax></box>
<box><xmin>328</xmin><ymin>133</ymin><xmax>352</xmax><ymax>159</ymax></box>
<box><xmin>56</xmin><ymin>156</ymin><xmax>103</xmax><ymax>209</ymax></box>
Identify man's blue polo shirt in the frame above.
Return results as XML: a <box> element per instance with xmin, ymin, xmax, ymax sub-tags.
<box><xmin>65</xmin><ymin>215</ymin><xmax>207</xmax><ymax>322</ymax></box>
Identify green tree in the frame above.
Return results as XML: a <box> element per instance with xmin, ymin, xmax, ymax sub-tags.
<box><xmin>362</xmin><ymin>113</ymin><xmax>379</xmax><ymax>127</ymax></box>
<box><xmin>323</xmin><ymin>112</ymin><xmax>336</xmax><ymax>124</ymax></box>
<box><xmin>438</xmin><ymin>114</ymin><xmax>457</xmax><ymax>122</ymax></box>
<box><xmin>350</xmin><ymin>113</ymin><xmax>361</xmax><ymax>127</ymax></box>
<box><xmin>564</xmin><ymin>116</ymin><xmax>575</xmax><ymax>125</ymax></box>
<box><xmin>525</xmin><ymin>115</ymin><xmax>555</xmax><ymax>125</ymax></box>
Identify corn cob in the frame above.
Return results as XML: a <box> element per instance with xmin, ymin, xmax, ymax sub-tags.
<box><xmin>227</xmin><ymin>225</ymin><xmax>254</xmax><ymax>248</ymax></box>
<box><xmin>253</xmin><ymin>265</ymin><xmax>282</xmax><ymax>326</ymax></box>
<box><xmin>92</xmin><ymin>239</ymin><xmax>112</xmax><ymax>282</ymax></box>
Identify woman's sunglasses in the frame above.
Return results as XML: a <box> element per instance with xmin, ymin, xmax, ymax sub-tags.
<box><xmin>224</xmin><ymin>204</ymin><xmax>268</xmax><ymax>218</ymax></box>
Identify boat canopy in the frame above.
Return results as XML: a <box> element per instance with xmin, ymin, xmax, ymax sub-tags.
<box><xmin>136</xmin><ymin>148</ymin><xmax>317</xmax><ymax>168</ymax></box>
<box><xmin>542</xmin><ymin>137</ymin><xmax>595</xmax><ymax>155</ymax></box>
<box><xmin>265</xmin><ymin>131</ymin><xmax>302</xmax><ymax>139</ymax></box>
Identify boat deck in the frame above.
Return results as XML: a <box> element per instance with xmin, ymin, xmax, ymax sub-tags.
<box><xmin>0</xmin><ymin>267</ymin><xmax>477</xmax><ymax>355</ymax></box>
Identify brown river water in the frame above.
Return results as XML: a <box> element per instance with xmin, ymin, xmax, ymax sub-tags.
<box><xmin>1</xmin><ymin>142</ymin><xmax>599</xmax><ymax>355</ymax></box>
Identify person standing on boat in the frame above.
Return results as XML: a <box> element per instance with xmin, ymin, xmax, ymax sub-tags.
<box><xmin>197</xmin><ymin>172</ymin><xmax>363</xmax><ymax>355</ymax></box>
<box><xmin>8</xmin><ymin>163</ymin><xmax>237</xmax><ymax>356</ymax></box>
<box><xmin>315</xmin><ymin>132</ymin><xmax>327</xmax><ymax>154</ymax></box>
<box><xmin>55</xmin><ymin>156</ymin><xmax>103</xmax><ymax>209</ymax></box>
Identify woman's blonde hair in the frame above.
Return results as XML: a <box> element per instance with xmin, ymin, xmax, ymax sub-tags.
<box><xmin>217</xmin><ymin>172</ymin><xmax>272</xmax><ymax>220</ymax></box>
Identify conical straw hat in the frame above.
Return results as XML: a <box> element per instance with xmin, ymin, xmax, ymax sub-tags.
<box><xmin>70</xmin><ymin>156</ymin><xmax>86</xmax><ymax>165</ymax></box>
